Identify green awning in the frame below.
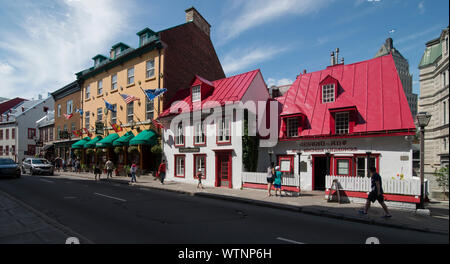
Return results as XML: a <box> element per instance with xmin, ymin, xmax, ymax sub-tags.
<box><xmin>71</xmin><ymin>137</ymin><xmax>91</xmax><ymax>149</ymax></box>
<box><xmin>113</xmin><ymin>131</ymin><xmax>135</xmax><ymax>146</ymax></box>
<box><xmin>84</xmin><ymin>136</ymin><xmax>103</xmax><ymax>149</ymax></box>
<box><xmin>96</xmin><ymin>133</ymin><xmax>119</xmax><ymax>148</ymax></box>
<box><xmin>129</xmin><ymin>129</ymin><xmax>157</xmax><ymax>146</ymax></box>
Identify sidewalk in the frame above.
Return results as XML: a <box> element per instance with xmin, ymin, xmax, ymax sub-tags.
<box><xmin>58</xmin><ymin>171</ymin><xmax>449</xmax><ymax>235</ymax></box>
<box><xmin>0</xmin><ymin>189</ymin><xmax>91</xmax><ymax>244</ymax></box>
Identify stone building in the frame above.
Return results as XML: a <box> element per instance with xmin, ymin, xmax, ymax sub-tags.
<box><xmin>418</xmin><ymin>26</ymin><xmax>449</xmax><ymax>199</ymax></box>
<box><xmin>375</xmin><ymin>38</ymin><xmax>418</xmax><ymax>117</ymax></box>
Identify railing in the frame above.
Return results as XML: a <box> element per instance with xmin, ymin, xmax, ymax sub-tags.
<box><xmin>242</xmin><ymin>172</ymin><xmax>299</xmax><ymax>187</ymax></box>
<box><xmin>325</xmin><ymin>175</ymin><xmax>428</xmax><ymax>196</ymax></box>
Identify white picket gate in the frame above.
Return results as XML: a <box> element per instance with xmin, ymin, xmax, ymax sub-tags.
<box><xmin>325</xmin><ymin>175</ymin><xmax>428</xmax><ymax>196</ymax></box>
<box><xmin>242</xmin><ymin>172</ymin><xmax>299</xmax><ymax>187</ymax></box>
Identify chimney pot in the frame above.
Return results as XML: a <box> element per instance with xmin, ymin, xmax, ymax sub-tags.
<box><xmin>341</xmin><ymin>58</ymin><xmax>344</xmax><ymax>64</ymax></box>
<box><xmin>330</xmin><ymin>51</ymin><xmax>335</xmax><ymax>66</ymax></box>
<box><xmin>185</xmin><ymin>7</ymin><xmax>211</xmax><ymax>37</ymax></box>
<box><xmin>303</xmin><ymin>69</ymin><xmax>307</xmax><ymax>74</ymax></box>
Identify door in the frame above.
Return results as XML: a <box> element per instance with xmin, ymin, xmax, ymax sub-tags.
<box><xmin>313</xmin><ymin>157</ymin><xmax>327</xmax><ymax>190</ymax></box>
<box><xmin>216</xmin><ymin>152</ymin><xmax>231</xmax><ymax>187</ymax></box>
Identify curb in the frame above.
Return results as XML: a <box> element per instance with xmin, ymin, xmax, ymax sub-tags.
<box><xmin>0</xmin><ymin>189</ymin><xmax>94</xmax><ymax>244</ymax></box>
<box><xmin>58</xmin><ymin>173</ymin><xmax>449</xmax><ymax>236</ymax></box>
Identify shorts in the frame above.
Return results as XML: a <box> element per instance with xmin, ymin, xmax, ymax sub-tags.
<box><xmin>368</xmin><ymin>191</ymin><xmax>384</xmax><ymax>203</ymax></box>
<box><xmin>273</xmin><ymin>183</ymin><xmax>281</xmax><ymax>189</ymax></box>
<box><xmin>267</xmin><ymin>177</ymin><xmax>274</xmax><ymax>184</ymax></box>
<box><xmin>94</xmin><ymin>168</ymin><xmax>101</xmax><ymax>174</ymax></box>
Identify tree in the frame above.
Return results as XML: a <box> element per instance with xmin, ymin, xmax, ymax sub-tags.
<box><xmin>242</xmin><ymin>111</ymin><xmax>259</xmax><ymax>172</ymax></box>
<box><xmin>434</xmin><ymin>166</ymin><xmax>449</xmax><ymax>198</ymax></box>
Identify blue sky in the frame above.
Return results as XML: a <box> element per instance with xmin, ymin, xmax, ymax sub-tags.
<box><xmin>0</xmin><ymin>0</ymin><xmax>448</xmax><ymax>99</ymax></box>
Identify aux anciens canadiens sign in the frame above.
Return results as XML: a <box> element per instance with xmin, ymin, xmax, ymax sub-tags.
<box><xmin>291</xmin><ymin>140</ymin><xmax>358</xmax><ymax>153</ymax></box>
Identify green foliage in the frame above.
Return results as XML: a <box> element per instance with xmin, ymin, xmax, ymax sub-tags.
<box><xmin>114</xmin><ymin>146</ymin><xmax>122</xmax><ymax>154</ymax></box>
<box><xmin>74</xmin><ymin>149</ymin><xmax>82</xmax><ymax>157</ymax></box>
<box><xmin>151</xmin><ymin>144</ymin><xmax>162</xmax><ymax>154</ymax></box>
<box><xmin>86</xmin><ymin>149</ymin><xmax>95</xmax><ymax>155</ymax></box>
<box><xmin>95</xmin><ymin>148</ymin><xmax>104</xmax><ymax>155</ymax></box>
<box><xmin>123</xmin><ymin>165</ymin><xmax>131</xmax><ymax>174</ymax></box>
<box><xmin>128</xmin><ymin>146</ymin><xmax>139</xmax><ymax>153</ymax></box>
<box><xmin>242</xmin><ymin>112</ymin><xmax>259</xmax><ymax>172</ymax></box>
<box><xmin>434</xmin><ymin>166</ymin><xmax>449</xmax><ymax>194</ymax></box>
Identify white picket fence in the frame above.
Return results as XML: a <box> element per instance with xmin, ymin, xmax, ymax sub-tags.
<box><xmin>325</xmin><ymin>175</ymin><xmax>428</xmax><ymax>196</ymax></box>
<box><xmin>242</xmin><ymin>172</ymin><xmax>299</xmax><ymax>187</ymax></box>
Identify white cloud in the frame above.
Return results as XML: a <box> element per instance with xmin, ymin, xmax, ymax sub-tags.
<box><xmin>221</xmin><ymin>46</ymin><xmax>289</xmax><ymax>75</ymax></box>
<box><xmin>418</xmin><ymin>1</ymin><xmax>425</xmax><ymax>14</ymax></box>
<box><xmin>266</xmin><ymin>78</ymin><xmax>293</xmax><ymax>87</ymax></box>
<box><xmin>0</xmin><ymin>0</ymin><xmax>132</xmax><ymax>99</ymax></box>
<box><xmin>395</xmin><ymin>25</ymin><xmax>443</xmax><ymax>45</ymax></box>
<box><xmin>0</xmin><ymin>62</ymin><xmax>14</xmax><ymax>75</ymax></box>
<box><xmin>219</xmin><ymin>0</ymin><xmax>331</xmax><ymax>43</ymax></box>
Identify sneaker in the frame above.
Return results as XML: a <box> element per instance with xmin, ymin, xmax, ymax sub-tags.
<box><xmin>358</xmin><ymin>210</ymin><xmax>367</xmax><ymax>215</ymax></box>
<box><xmin>381</xmin><ymin>214</ymin><xmax>392</xmax><ymax>218</ymax></box>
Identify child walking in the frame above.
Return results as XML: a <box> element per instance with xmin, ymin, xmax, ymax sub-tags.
<box><xmin>197</xmin><ymin>169</ymin><xmax>204</xmax><ymax>189</ymax></box>
<box><xmin>94</xmin><ymin>162</ymin><xmax>102</xmax><ymax>181</ymax></box>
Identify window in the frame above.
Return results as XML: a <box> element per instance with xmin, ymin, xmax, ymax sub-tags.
<box><xmin>335</xmin><ymin>112</ymin><xmax>349</xmax><ymax>134</ymax></box>
<box><xmin>66</xmin><ymin>100</ymin><xmax>73</xmax><ymax>114</ymax></box>
<box><xmin>0</xmin><ymin>130</ymin><xmax>3</xmax><ymax>140</ymax></box>
<box><xmin>279</xmin><ymin>156</ymin><xmax>293</xmax><ymax>173</ymax></box>
<box><xmin>0</xmin><ymin>146</ymin><xmax>2</xmax><ymax>156</ymax></box>
<box><xmin>11</xmin><ymin>128</ymin><xmax>15</xmax><ymax>139</ymax></box>
<box><xmin>194</xmin><ymin>121</ymin><xmax>205</xmax><ymax>145</ymax></box>
<box><xmin>287</xmin><ymin>117</ymin><xmax>299</xmax><ymax>137</ymax></box>
<box><xmin>322</xmin><ymin>84</ymin><xmax>335</xmax><ymax>103</ymax></box>
<box><xmin>27</xmin><ymin>145</ymin><xmax>35</xmax><ymax>156</ymax></box>
<box><xmin>57</xmin><ymin>104</ymin><xmax>61</xmax><ymax>117</ymax></box>
<box><xmin>444</xmin><ymin>100</ymin><xmax>447</xmax><ymax>125</ymax></box>
<box><xmin>175</xmin><ymin>122</ymin><xmax>184</xmax><ymax>146</ymax></box>
<box><xmin>146</xmin><ymin>59</ymin><xmax>155</xmax><ymax>79</ymax></box>
<box><xmin>86</xmin><ymin>85</ymin><xmax>90</xmax><ymax>99</ymax></box>
<box><xmin>336</xmin><ymin>159</ymin><xmax>350</xmax><ymax>175</ymax></box>
<box><xmin>63</xmin><ymin>124</ymin><xmax>67</xmax><ymax>132</ymax></box>
<box><xmin>57</xmin><ymin>126</ymin><xmax>61</xmax><ymax>140</ymax></box>
<box><xmin>5</xmin><ymin>146</ymin><xmax>9</xmax><ymax>155</ymax></box>
<box><xmin>5</xmin><ymin>129</ymin><xmax>9</xmax><ymax>140</ymax></box>
<box><xmin>175</xmin><ymin>155</ymin><xmax>185</xmax><ymax>177</ymax></box>
<box><xmin>111</xmin><ymin>74</ymin><xmax>118</xmax><ymax>90</ymax></box>
<box><xmin>140</xmin><ymin>34</ymin><xmax>150</xmax><ymax>46</ymax></box>
<box><xmin>28</xmin><ymin>128</ymin><xmax>36</xmax><ymax>139</ymax></box>
<box><xmin>11</xmin><ymin>145</ymin><xmax>15</xmax><ymax>154</ymax></box>
<box><xmin>71</xmin><ymin>123</ymin><xmax>75</xmax><ymax>133</ymax></box>
<box><xmin>115</xmin><ymin>47</ymin><xmax>122</xmax><ymax>58</ymax></box>
<box><xmin>192</xmin><ymin>85</ymin><xmax>201</xmax><ymax>102</ymax></box>
<box><xmin>443</xmin><ymin>71</ymin><xmax>447</xmax><ymax>87</ymax></box>
<box><xmin>217</xmin><ymin>118</ymin><xmax>230</xmax><ymax>143</ymax></box>
<box><xmin>97</xmin><ymin>108</ymin><xmax>103</xmax><ymax>122</ymax></box>
<box><xmin>127</xmin><ymin>67</ymin><xmax>134</xmax><ymax>85</ymax></box>
<box><xmin>97</xmin><ymin>80</ymin><xmax>103</xmax><ymax>95</ymax></box>
<box><xmin>194</xmin><ymin>155</ymin><xmax>206</xmax><ymax>179</ymax></box>
<box><xmin>110</xmin><ymin>104</ymin><xmax>117</xmax><ymax>124</ymax></box>
<box><xmin>49</xmin><ymin>127</ymin><xmax>53</xmax><ymax>141</ymax></box>
<box><xmin>444</xmin><ymin>137</ymin><xmax>448</xmax><ymax>151</ymax></box>
<box><xmin>85</xmin><ymin>111</ymin><xmax>90</xmax><ymax>128</ymax></box>
<box><xmin>127</xmin><ymin>103</ymin><xmax>134</xmax><ymax>123</ymax></box>
<box><xmin>146</xmin><ymin>98</ymin><xmax>154</xmax><ymax>120</ymax></box>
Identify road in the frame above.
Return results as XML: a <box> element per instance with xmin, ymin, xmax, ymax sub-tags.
<box><xmin>0</xmin><ymin>174</ymin><xmax>447</xmax><ymax>244</ymax></box>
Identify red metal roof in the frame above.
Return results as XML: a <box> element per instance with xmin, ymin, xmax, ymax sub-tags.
<box><xmin>160</xmin><ymin>69</ymin><xmax>260</xmax><ymax>117</ymax></box>
<box><xmin>0</xmin><ymin>97</ymin><xmax>27</xmax><ymax>115</ymax></box>
<box><xmin>278</xmin><ymin>54</ymin><xmax>415</xmax><ymax>137</ymax></box>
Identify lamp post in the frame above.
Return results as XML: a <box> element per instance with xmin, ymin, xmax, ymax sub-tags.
<box><xmin>416</xmin><ymin>112</ymin><xmax>432</xmax><ymax>209</ymax></box>
<box><xmin>268</xmin><ymin>148</ymin><xmax>274</xmax><ymax>165</ymax></box>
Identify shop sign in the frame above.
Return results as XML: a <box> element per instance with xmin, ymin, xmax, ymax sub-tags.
<box><xmin>95</xmin><ymin>122</ymin><xmax>104</xmax><ymax>135</ymax></box>
<box><xmin>292</xmin><ymin>140</ymin><xmax>357</xmax><ymax>152</ymax></box>
<box><xmin>179</xmin><ymin>147</ymin><xmax>200</xmax><ymax>153</ymax></box>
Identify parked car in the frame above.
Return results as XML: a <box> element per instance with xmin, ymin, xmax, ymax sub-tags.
<box><xmin>0</xmin><ymin>158</ymin><xmax>21</xmax><ymax>179</ymax></box>
<box><xmin>21</xmin><ymin>158</ymin><xmax>54</xmax><ymax>176</ymax></box>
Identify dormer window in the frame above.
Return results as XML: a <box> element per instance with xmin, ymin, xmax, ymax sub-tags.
<box><xmin>140</xmin><ymin>33</ymin><xmax>150</xmax><ymax>46</ymax></box>
<box><xmin>335</xmin><ymin>112</ymin><xmax>349</xmax><ymax>134</ymax></box>
<box><xmin>192</xmin><ymin>85</ymin><xmax>201</xmax><ymax>102</ymax></box>
<box><xmin>329</xmin><ymin>106</ymin><xmax>357</xmax><ymax>135</ymax></box>
<box><xmin>287</xmin><ymin>117</ymin><xmax>300</xmax><ymax>137</ymax></box>
<box><xmin>322</xmin><ymin>83</ymin><xmax>335</xmax><ymax>103</ymax></box>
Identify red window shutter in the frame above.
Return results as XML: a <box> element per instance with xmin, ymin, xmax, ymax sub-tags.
<box><xmin>280</xmin><ymin>118</ymin><xmax>287</xmax><ymax>138</ymax></box>
<box><xmin>297</xmin><ymin>116</ymin><xmax>303</xmax><ymax>136</ymax></box>
<box><xmin>330</xmin><ymin>113</ymin><xmax>336</xmax><ymax>134</ymax></box>
<box><xmin>349</xmin><ymin>111</ymin><xmax>355</xmax><ymax>133</ymax></box>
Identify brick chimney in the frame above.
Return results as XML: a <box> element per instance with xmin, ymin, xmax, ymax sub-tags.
<box><xmin>185</xmin><ymin>7</ymin><xmax>211</xmax><ymax>37</ymax></box>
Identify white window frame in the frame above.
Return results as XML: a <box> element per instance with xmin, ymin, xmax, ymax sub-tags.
<box><xmin>97</xmin><ymin>79</ymin><xmax>103</xmax><ymax>95</ymax></box>
<box><xmin>146</xmin><ymin>98</ymin><xmax>154</xmax><ymax>120</ymax></box>
<box><xmin>336</xmin><ymin>159</ymin><xmax>350</xmax><ymax>175</ymax></box>
<box><xmin>335</xmin><ymin>112</ymin><xmax>349</xmax><ymax>134</ymax></box>
<box><xmin>111</xmin><ymin>74</ymin><xmax>118</xmax><ymax>90</ymax></box>
<box><xmin>127</xmin><ymin>102</ymin><xmax>134</xmax><ymax>123</ymax></box>
<box><xmin>175</xmin><ymin>122</ymin><xmax>184</xmax><ymax>146</ymax></box>
<box><xmin>192</xmin><ymin>85</ymin><xmax>201</xmax><ymax>102</ymax></box>
<box><xmin>97</xmin><ymin>107</ymin><xmax>103</xmax><ymax>122</ymax></box>
<box><xmin>322</xmin><ymin>83</ymin><xmax>335</xmax><ymax>103</ymax></box>
<box><xmin>57</xmin><ymin>104</ymin><xmax>61</xmax><ymax>117</ymax></box>
<box><xmin>66</xmin><ymin>100</ymin><xmax>73</xmax><ymax>115</ymax></box>
<box><xmin>85</xmin><ymin>111</ymin><xmax>90</xmax><ymax>128</ymax></box>
<box><xmin>217</xmin><ymin>118</ymin><xmax>230</xmax><ymax>143</ymax></box>
<box><xmin>175</xmin><ymin>156</ymin><xmax>185</xmax><ymax>177</ymax></box>
<box><xmin>195</xmin><ymin>155</ymin><xmax>206</xmax><ymax>178</ymax></box>
<box><xmin>194</xmin><ymin>121</ymin><xmax>205</xmax><ymax>145</ymax></box>
<box><xmin>127</xmin><ymin>67</ymin><xmax>134</xmax><ymax>85</ymax></box>
<box><xmin>146</xmin><ymin>59</ymin><xmax>155</xmax><ymax>79</ymax></box>
<box><xmin>85</xmin><ymin>84</ymin><xmax>90</xmax><ymax>99</ymax></box>
<box><xmin>110</xmin><ymin>104</ymin><xmax>117</xmax><ymax>124</ymax></box>
<box><xmin>287</xmin><ymin>117</ymin><xmax>299</xmax><ymax>137</ymax></box>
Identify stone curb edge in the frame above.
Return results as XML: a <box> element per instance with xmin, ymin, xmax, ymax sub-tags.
<box><xmin>0</xmin><ymin>189</ymin><xmax>94</xmax><ymax>244</ymax></box>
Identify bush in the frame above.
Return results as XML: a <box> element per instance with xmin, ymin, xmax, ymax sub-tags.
<box><xmin>95</xmin><ymin>148</ymin><xmax>104</xmax><ymax>155</ymax></box>
<box><xmin>434</xmin><ymin>166</ymin><xmax>449</xmax><ymax>194</ymax></box>
<box><xmin>151</xmin><ymin>144</ymin><xmax>162</xmax><ymax>154</ymax></box>
<box><xmin>128</xmin><ymin>146</ymin><xmax>139</xmax><ymax>153</ymax></box>
<box><xmin>114</xmin><ymin>146</ymin><xmax>122</xmax><ymax>154</ymax></box>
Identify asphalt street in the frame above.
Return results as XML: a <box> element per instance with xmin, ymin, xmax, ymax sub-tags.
<box><xmin>0</xmin><ymin>174</ymin><xmax>447</xmax><ymax>244</ymax></box>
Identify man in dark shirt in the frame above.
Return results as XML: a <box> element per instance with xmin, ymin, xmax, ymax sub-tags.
<box><xmin>359</xmin><ymin>167</ymin><xmax>392</xmax><ymax>218</ymax></box>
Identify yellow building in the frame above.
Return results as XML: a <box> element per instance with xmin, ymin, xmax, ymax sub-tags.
<box><xmin>74</xmin><ymin>7</ymin><xmax>224</xmax><ymax>173</ymax></box>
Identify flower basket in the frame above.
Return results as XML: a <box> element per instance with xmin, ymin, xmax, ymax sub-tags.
<box><xmin>114</xmin><ymin>146</ymin><xmax>122</xmax><ymax>154</ymax></box>
<box><xmin>128</xmin><ymin>146</ymin><xmax>139</xmax><ymax>153</ymax></box>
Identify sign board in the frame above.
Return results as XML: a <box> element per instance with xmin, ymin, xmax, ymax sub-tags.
<box><xmin>95</xmin><ymin>122</ymin><xmax>104</xmax><ymax>135</ymax></box>
<box><xmin>400</xmin><ymin>156</ymin><xmax>409</xmax><ymax>161</ymax></box>
<box><xmin>300</xmin><ymin>161</ymin><xmax>308</xmax><ymax>172</ymax></box>
<box><xmin>179</xmin><ymin>147</ymin><xmax>200</xmax><ymax>153</ymax></box>
<box><xmin>280</xmin><ymin>160</ymin><xmax>290</xmax><ymax>172</ymax></box>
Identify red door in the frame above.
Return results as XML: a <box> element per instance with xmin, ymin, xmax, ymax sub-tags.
<box><xmin>216</xmin><ymin>152</ymin><xmax>232</xmax><ymax>188</ymax></box>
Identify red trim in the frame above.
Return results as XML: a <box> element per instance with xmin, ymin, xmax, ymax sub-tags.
<box><xmin>215</xmin><ymin>150</ymin><xmax>232</xmax><ymax>188</ymax></box>
<box><xmin>193</xmin><ymin>154</ymin><xmax>206</xmax><ymax>179</ymax></box>
<box><xmin>216</xmin><ymin>118</ymin><xmax>231</xmax><ymax>145</ymax></box>
<box><xmin>243</xmin><ymin>182</ymin><xmax>300</xmax><ymax>192</ymax></box>
<box><xmin>334</xmin><ymin>157</ymin><xmax>353</xmax><ymax>176</ymax></box>
<box><xmin>193</xmin><ymin>121</ymin><xmax>206</xmax><ymax>146</ymax></box>
<box><xmin>277</xmin><ymin>155</ymin><xmax>294</xmax><ymax>173</ymax></box>
<box><xmin>319</xmin><ymin>75</ymin><xmax>339</xmax><ymax>103</ymax></box>
<box><xmin>279</xmin><ymin>130</ymin><xmax>415</xmax><ymax>141</ymax></box>
<box><xmin>311</xmin><ymin>154</ymin><xmax>333</xmax><ymax>190</ymax></box>
<box><xmin>325</xmin><ymin>190</ymin><xmax>420</xmax><ymax>203</ymax></box>
<box><xmin>329</xmin><ymin>106</ymin><xmax>357</xmax><ymax>113</ymax></box>
<box><xmin>174</xmin><ymin>154</ymin><xmax>185</xmax><ymax>178</ymax></box>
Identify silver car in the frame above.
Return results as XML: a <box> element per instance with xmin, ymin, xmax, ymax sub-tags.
<box><xmin>22</xmin><ymin>158</ymin><xmax>54</xmax><ymax>176</ymax></box>
<box><xmin>0</xmin><ymin>158</ymin><xmax>21</xmax><ymax>178</ymax></box>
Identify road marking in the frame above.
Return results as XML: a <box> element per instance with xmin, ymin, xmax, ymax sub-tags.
<box><xmin>276</xmin><ymin>237</ymin><xmax>305</xmax><ymax>244</ymax></box>
<box><xmin>94</xmin><ymin>192</ymin><xmax>127</xmax><ymax>202</ymax></box>
<box><xmin>40</xmin><ymin>179</ymin><xmax>54</xmax><ymax>183</ymax></box>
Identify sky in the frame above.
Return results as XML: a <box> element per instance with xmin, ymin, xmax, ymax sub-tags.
<box><xmin>0</xmin><ymin>0</ymin><xmax>448</xmax><ymax>100</ymax></box>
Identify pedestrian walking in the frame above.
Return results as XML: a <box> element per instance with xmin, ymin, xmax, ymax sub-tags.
<box><xmin>94</xmin><ymin>162</ymin><xmax>102</xmax><ymax>181</ymax></box>
<box><xmin>267</xmin><ymin>162</ymin><xmax>275</xmax><ymax>196</ymax></box>
<box><xmin>55</xmin><ymin>157</ymin><xmax>61</xmax><ymax>172</ymax></box>
<box><xmin>130</xmin><ymin>162</ymin><xmax>138</xmax><ymax>183</ymax></box>
<box><xmin>105</xmin><ymin>159</ymin><xmax>114</xmax><ymax>179</ymax></box>
<box><xmin>62</xmin><ymin>159</ymin><xmax>66</xmax><ymax>172</ymax></box>
<box><xmin>197</xmin><ymin>168</ymin><xmax>204</xmax><ymax>189</ymax></box>
<box><xmin>359</xmin><ymin>167</ymin><xmax>392</xmax><ymax>218</ymax></box>
<box><xmin>158</xmin><ymin>159</ymin><xmax>166</xmax><ymax>185</ymax></box>
<box><xmin>75</xmin><ymin>159</ymin><xmax>80</xmax><ymax>173</ymax></box>
<box><xmin>273</xmin><ymin>166</ymin><xmax>283</xmax><ymax>197</ymax></box>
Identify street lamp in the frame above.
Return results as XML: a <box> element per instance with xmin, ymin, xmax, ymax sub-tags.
<box><xmin>416</xmin><ymin>111</ymin><xmax>432</xmax><ymax>209</ymax></box>
<box><xmin>268</xmin><ymin>149</ymin><xmax>274</xmax><ymax>164</ymax></box>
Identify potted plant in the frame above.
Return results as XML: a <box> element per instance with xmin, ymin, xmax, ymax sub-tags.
<box><xmin>128</xmin><ymin>146</ymin><xmax>139</xmax><ymax>153</ymax></box>
<box><xmin>114</xmin><ymin>146</ymin><xmax>122</xmax><ymax>155</ymax></box>
<box><xmin>151</xmin><ymin>145</ymin><xmax>162</xmax><ymax>154</ymax></box>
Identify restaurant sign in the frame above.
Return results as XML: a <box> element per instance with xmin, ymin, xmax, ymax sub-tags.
<box><xmin>292</xmin><ymin>140</ymin><xmax>357</xmax><ymax>153</ymax></box>
<box><xmin>179</xmin><ymin>147</ymin><xmax>200</xmax><ymax>153</ymax></box>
